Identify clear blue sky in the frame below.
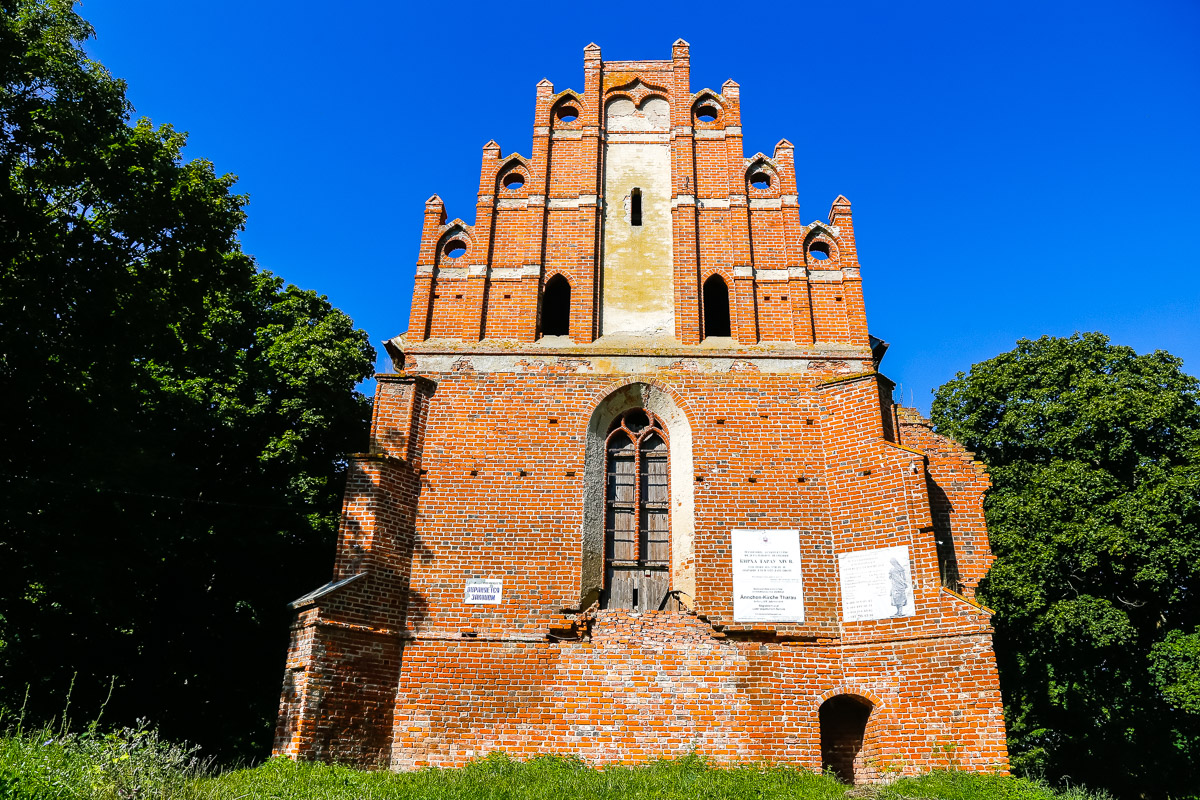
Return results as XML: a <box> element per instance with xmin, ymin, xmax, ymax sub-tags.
<box><xmin>83</xmin><ymin>0</ymin><xmax>1200</xmax><ymax>412</ymax></box>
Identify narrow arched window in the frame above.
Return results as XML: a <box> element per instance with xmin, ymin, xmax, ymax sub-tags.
<box><xmin>703</xmin><ymin>274</ymin><xmax>731</xmax><ymax>338</ymax></box>
<box><xmin>540</xmin><ymin>274</ymin><xmax>571</xmax><ymax>337</ymax></box>
<box><xmin>630</xmin><ymin>188</ymin><xmax>642</xmax><ymax>226</ymax></box>
<box><xmin>603</xmin><ymin>410</ymin><xmax>669</xmax><ymax>611</ymax></box>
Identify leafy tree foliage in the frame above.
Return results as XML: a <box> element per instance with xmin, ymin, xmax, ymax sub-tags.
<box><xmin>932</xmin><ymin>333</ymin><xmax>1200</xmax><ymax>798</ymax></box>
<box><xmin>0</xmin><ymin>0</ymin><xmax>375</xmax><ymax>759</ymax></box>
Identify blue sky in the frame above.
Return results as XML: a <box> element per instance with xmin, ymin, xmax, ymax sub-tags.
<box><xmin>83</xmin><ymin>0</ymin><xmax>1200</xmax><ymax>411</ymax></box>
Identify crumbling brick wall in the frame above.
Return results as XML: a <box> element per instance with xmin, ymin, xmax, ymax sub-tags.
<box><xmin>274</xmin><ymin>41</ymin><xmax>1009</xmax><ymax>783</ymax></box>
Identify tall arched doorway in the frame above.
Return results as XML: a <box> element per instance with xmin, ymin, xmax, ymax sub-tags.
<box><xmin>602</xmin><ymin>409</ymin><xmax>669</xmax><ymax>611</ymax></box>
<box><xmin>820</xmin><ymin>694</ymin><xmax>873</xmax><ymax>784</ymax></box>
<box><xmin>581</xmin><ymin>382</ymin><xmax>695</xmax><ymax>608</ymax></box>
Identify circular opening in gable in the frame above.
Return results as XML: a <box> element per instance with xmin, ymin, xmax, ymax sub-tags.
<box><xmin>556</xmin><ymin>105</ymin><xmax>579</xmax><ymax>123</ymax></box>
<box><xmin>443</xmin><ymin>240</ymin><xmax>467</xmax><ymax>260</ymax></box>
<box><xmin>809</xmin><ymin>241</ymin><xmax>831</xmax><ymax>261</ymax></box>
<box><xmin>502</xmin><ymin>172</ymin><xmax>525</xmax><ymax>191</ymax></box>
<box><xmin>750</xmin><ymin>172</ymin><xmax>771</xmax><ymax>190</ymax></box>
<box><xmin>695</xmin><ymin>104</ymin><xmax>719</xmax><ymax>123</ymax></box>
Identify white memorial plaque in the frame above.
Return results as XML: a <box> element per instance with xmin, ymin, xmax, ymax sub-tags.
<box><xmin>731</xmin><ymin>529</ymin><xmax>805</xmax><ymax>622</ymax></box>
<box><xmin>463</xmin><ymin>579</ymin><xmax>503</xmax><ymax>605</ymax></box>
<box><xmin>837</xmin><ymin>545</ymin><xmax>915</xmax><ymax>622</ymax></box>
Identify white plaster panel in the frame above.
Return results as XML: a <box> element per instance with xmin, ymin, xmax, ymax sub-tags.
<box><xmin>755</xmin><ymin>269</ymin><xmax>790</xmax><ymax>282</ymax></box>
<box><xmin>605</xmin><ymin>96</ymin><xmax>670</xmax><ymax>132</ymax></box>
<box><xmin>606</xmin><ymin>132</ymin><xmax>672</xmax><ymax>144</ymax></box>
<box><xmin>405</xmin><ymin>352</ymin><xmax>868</xmax><ymax>375</ymax></box>
<box><xmin>601</xmin><ymin>133</ymin><xmax>674</xmax><ymax>337</ymax></box>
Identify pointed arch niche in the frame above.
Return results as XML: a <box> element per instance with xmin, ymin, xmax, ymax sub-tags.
<box><xmin>702</xmin><ymin>274</ymin><xmax>731</xmax><ymax>338</ymax></box>
<box><xmin>540</xmin><ymin>274</ymin><xmax>571</xmax><ymax>337</ymax></box>
<box><xmin>581</xmin><ymin>382</ymin><xmax>695</xmax><ymax>608</ymax></box>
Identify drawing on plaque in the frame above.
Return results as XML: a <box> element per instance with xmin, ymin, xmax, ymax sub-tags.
<box><xmin>730</xmin><ymin>529</ymin><xmax>805</xmax><ymax>622</ymax></box>
<box><xmin>836</xmin><ymin>545</ymin><xmax>915</xmax><ymax>622</ymax></box>
<box><xmin>888</xmin><ymin>556</ymin><xmax>908</xmax><ymax>616</ymax></box>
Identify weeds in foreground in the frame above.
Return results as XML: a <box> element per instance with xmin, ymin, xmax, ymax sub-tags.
<box><xmin>203</xmin><ymin>752</ymin><xmax>849</xmax><ymax>800</ymax></box>
<box><xmin>0</xmin><ymin>719</ymin><xmax>1117</xmax><ymax>800</ymax></box>
<box><xmin>874</xmin><ymin>769</ymin><xmax>1114</xmax><ymax>799</ymax></box>
<box><xmin>0</xmin><ymin>718</ymin><xmax>210</xmax><ymax>800</ymax></box>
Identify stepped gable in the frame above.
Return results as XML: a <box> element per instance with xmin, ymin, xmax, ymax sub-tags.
<box><xmin>273</xmin><ymin>43</ymin><xmax>1009</xmax><ymax>785</ymax></box>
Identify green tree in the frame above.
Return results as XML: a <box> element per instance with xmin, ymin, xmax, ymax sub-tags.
<box><xmin>931</xmin><ymin>333</ymin><xmax>1200</xmax><ymax>798</ymax></box>
<box><xmin>0</xmin><ymin>0</ymin><xmax>375</xmax><ymax>759</ymax></box>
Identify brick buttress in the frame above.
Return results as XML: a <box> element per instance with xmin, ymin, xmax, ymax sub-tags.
<box><xmin>273</xmin><ymin>41</ymin><xmax>1009</xmax><ymax>784</ymax></box>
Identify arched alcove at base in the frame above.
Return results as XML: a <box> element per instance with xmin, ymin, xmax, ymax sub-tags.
<box><xmin>820</xmin><ymin>694</ymin><xmax>873</xmax><ymax>784</ymax></box>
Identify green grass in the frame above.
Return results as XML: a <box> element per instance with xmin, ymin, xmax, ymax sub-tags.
<box><xmin>0</xmin><ymin>723</ymin><xmax>1112</xmax><ymax>800</ymax></box>
<box><xmin>0</xmin><ymin>720</ymin><xmax>209</xmax><ymax>800</ymax></box>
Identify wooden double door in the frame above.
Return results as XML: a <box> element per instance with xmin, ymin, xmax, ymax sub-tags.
<box><xmin>601</xmin><ymin>409</ymin><xmax>671</xmax><ymax>612</ymax></box>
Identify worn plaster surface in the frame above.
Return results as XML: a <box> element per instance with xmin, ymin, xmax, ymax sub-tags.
<box><xmin>601</xmin><ymin>96</ymin><xmax>674</xmax><ymax>336</ymax></box>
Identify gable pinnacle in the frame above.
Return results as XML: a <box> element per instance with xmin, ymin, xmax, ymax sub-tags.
<box><xmin>829</xmin><ymin>195</ymin><xmax>852</xmax><ymax>220</ymax></box>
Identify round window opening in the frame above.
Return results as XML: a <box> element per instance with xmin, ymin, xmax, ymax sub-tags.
<box><xmin>809</xmin><ymin>241</ymin><xmax>831</xmax><ymax>261</ymax></box>
<box><xmin>556</xmin><ymin>106</ymin><xmax>579</xmax><ymax>123</ymax></box>
<box><xmin>750</xmin><ymin>171</ymin><xmax>771</xmax><ymax>190</ymax></box>
<box><xmin>502</xmin><ymin>172</ymin><xmax>526</xmax><ymax>191</ymax></box>
<box><xmin>443</xmin><ymin>240</ymin><xmax>467</xmax><ymax>260</ymax></box>
<box><xmin>696</xmin><ymin>105</ymin><xmax>719</xmax><ymax>123</ymax></box>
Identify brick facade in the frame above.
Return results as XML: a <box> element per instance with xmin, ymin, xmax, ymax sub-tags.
<box><xmin>274</xmin><ymin>42</ymin><xmax>1008</xmax><ymax>783</ymax></box>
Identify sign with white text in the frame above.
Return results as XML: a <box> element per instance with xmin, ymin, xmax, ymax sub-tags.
<box><xmin>731</xmin><ymin>529</ymin><xmax>805</xmax><ymax>622</ymax></box>
<box><xmin>463</xmin><ymin>579</ymin><xmax>503</xmax><ymax>605</ymax></box>
<box><xmin>837</xmin><ymin>546</ymin><xmax>915</xmax><ymax>622</ymax></box>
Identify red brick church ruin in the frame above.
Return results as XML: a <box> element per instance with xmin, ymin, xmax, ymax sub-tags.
<box><xmin>274</xmin><ymin>41</ymin><xmax>1009</xmax><ymax>783</ymax></box>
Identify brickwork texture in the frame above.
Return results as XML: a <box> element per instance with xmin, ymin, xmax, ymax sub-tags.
<box><xmin>274</xmin><ymin>42</ymin><xmax>1009</xmax><ymax>784</ymax></box>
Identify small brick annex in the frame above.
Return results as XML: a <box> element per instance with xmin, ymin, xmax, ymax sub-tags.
<box><xmin>273</xmin><ymin>41</ymin><xmax>1009</xmax><ymax>784</ymax></box>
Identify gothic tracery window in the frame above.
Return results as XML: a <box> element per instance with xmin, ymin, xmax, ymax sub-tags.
<box><xmin>603</xmin><ymin>409</ymin><xmax>669</xmax><ymax>610</ymax></box>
